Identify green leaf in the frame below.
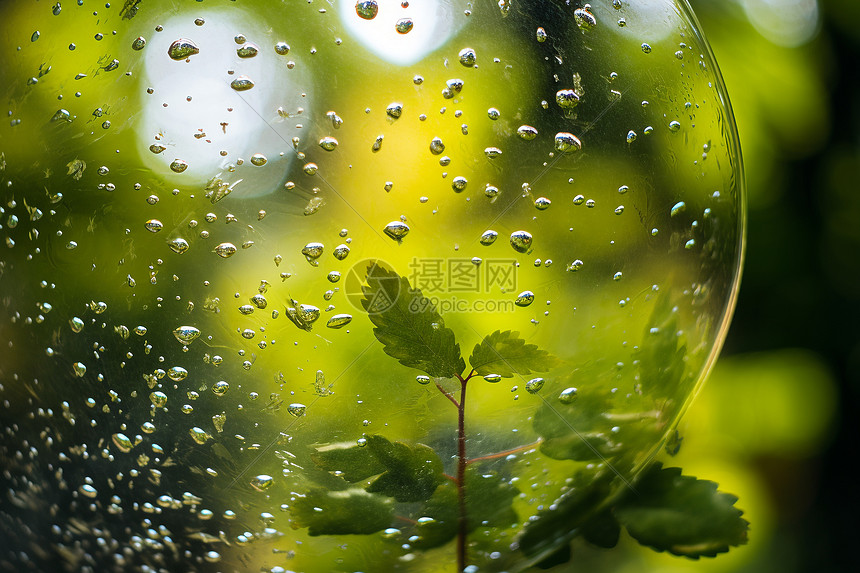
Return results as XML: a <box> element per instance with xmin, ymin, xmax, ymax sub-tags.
<box><xmin>518</xmin><ymin>471</ymin><xmax>613</xmax><ymax>561</ymax></box>
<box><xmin>614</xmin><ymin>463</ymin><xmax>749</xmax><ymax>558</ymax></box>
<box><xmin>580</xmin><ymin>510</ymin><xmax>621</xmax><ymax>549</ymax></box>
<box><xmin>364</xmin><ymin>435</ymin><xmax>445</xmax><ymax>503</ymax></box>
<box><xmin>464</xmin><ymin>465</ymin><xmax>519</xmax><ymax>530</ymax></box>
<box><xmin>532</xmin><ymin>391</ymin><xmax>618</xmax><ymax>461</ymax></box>
<box><xmin>310</xmin><ymin>441</ymin><xmax>387</xmax><ymax>483</ymax></box>
<box><xmin>291</xmin><ymin>488</ymin><xmax>393</xmax><ymax>536</ymax></box>
<box><xmin>407</xmin><ymin>483</ymin><xmax>459</xmax><ymax>550</ymax></box>
<box><xmin>533</xmin><ymin>543</ymin><xmax>571</xmax><ymax>569</ymax></box>
<box><xmin>361</xmin><ymin>262</ymin><xmax>465</xmax><ymax>379</ymax></box>
<box><xmin>469</xmin><ymin>330</ymin><xmax>558</xmax><ymax>377</ymax></box>
<box><xmin>638</xmin><ymin>297</ymin><xmax>688</xmax><ymax>397</ymax></box>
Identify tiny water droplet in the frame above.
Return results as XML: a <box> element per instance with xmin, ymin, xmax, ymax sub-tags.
<box><xmin>173</xmin><ymin>326</ymin><xmax>201</xmax><ymax>344</ymax></box>
<box><xmin>483</xmin><ymin>373</ymin><xmax>502</xmax><ymax>383</ymax></box>
<box><xmin>144</xmin><ymin>219</ymin><xmax>163</xmax><ymax>233</ymax></box>
<box><xmin>459</xmin><ymin>47</ymin><xmax>477</xmax><ymax>67</ymax></box>
<box><xmin>429</xmin><ymin>137</ymin><xmax>445</xmax><ymax>155</ymax></box>
<box><xmin>168</xmin><ymin>38</ymin><xmax>199</xmax><ymax>60</ymax></box>
<box><xmin>554</xmin><ymin>132</ymin><xmax>582</xmax><ymax>153</ymax></box>
<box><xmin>480</xmin><ymin>230</ymin><xmax>498</xmax><ymax>245</ymax></box>
<box><xmin>534</xmin><ymin>197</ymin><xmax>551</xmax><ymax>210</ymax></box>
<box><xmin>517</xmin><ymin>125</ymin><xmax>538</xmax><ymax>140</ymax></box>
<box><xmin>169</xmin><ymin>159</ymin><xmax>188</xmax><ymax>173</ymax></box>
<box><xmin>287</xmin><ymin>403</ymin><xmax>306</xmax><ymax>417</ymax></box>
<box><xmin>416</xmin><ymin>375</ymin><xmax>431</xmax><ymax>385</ymax></box>
<box><xmin>525</xmin><ymin>377</ymin><xmax>545</xmax><ymax>393</ymax></box>
<box><xmin>574</xmin><ymin>7</ymin><xmax>597</xmax><ymax>30</ymax></box>
<box><xmin>168</xmin><ymin>238</ymin><xmax>189</xmax><ymax>254</ymax></box>
<box><xmin>515</xmin><ymin>291</ymin><xmax>535</xmax><ymax>307</ymax></box>
<box><xmin>230</xmin><ymin>76</ymin><xmax>255</xmax><ymax>91</ymax></box>
<box><xmin>395</xmin><ymin>18</ymin><xmax>414</xmax><ymax>34</ymax></box>
<box><xmin>558</xmin><ymin>387</ymin><xmax>578</xmax><ymax>404</ymax></box>
<box><xmin>214</xmin><ymin>242</ymin><xmax>237</xmax><ymax>258</ymax></box>
<box><xmin>236</xmin><ymin>42</ymin><xmax>259</xmax><ymax>58</ymax></box>
<box><xmin>250</xmin><ymin>153</ymin><xmax>267</xmax><ymax>166</ymax></box>
<box><xmin>326</xmin><ymin>314</ymin><xmax>353</xmax><ymax>329</ymax></box>
<box><xmin>509</xmin><ymin>230</ymin><xmax>533</xmax><ymax>253</ymax></box>
<box><xmin>384</xmin><ymin>221</ymin><xmax>410</xmax><ymax>241</ymax></box>
<box><xmin>355</xmin><ymin>0</ymin><xmax>379</xmax><ymax>20</ymax></box>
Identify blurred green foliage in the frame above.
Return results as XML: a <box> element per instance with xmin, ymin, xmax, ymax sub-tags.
<box><xmin>574</xmin><ymin>1</ymin><xmax>860</xmax><ymax>571</ymax></box>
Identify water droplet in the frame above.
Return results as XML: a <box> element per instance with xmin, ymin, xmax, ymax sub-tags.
<box><xmin>416</xmin><ymin>375</ymin><xmax>431</xmax><ymax>385</ymax></box>
<box><xmin>567</xmin><ymin>259</ymin><xmax>584</xmax><ymax>272</ymax></box>
<box><xmin>510</xmin><ymin>230</ymin><xmax>533</xmax><ymax>253</ymax></box>
<box><xmin>172</xmin><ymin>325</ymin><xmax>201</xmax><ymax>344</ymax></box>
<box><xmin>287</xmin><ymin>403</ymin><xmax>307</xmax><ymax>417</ymax></box>
<box><xmin>236</xmin><ymin>42</ymin><xmax>259</xmax><ymax>58</ymax></box>
<box><xmin>298</xmin><ymin>305</ymin><xmax>320</xmax><ymax>325</ymax></box>
<box><xmin>384</xmin><ymin>221</ymin><xmax>410</xmax><ymax>241</ymax></box>
<box><xmin>73</xmin><ymin>362</ymin><xmax>87</xmax><ymax>377</ymax></box>
<box><xmin>168</xmin><ymin>38</ymin><xmax>199</xmax><ymax>60</ymax></box>
<box><xmin>230</xmin><ymin>76</ymin><xmax>255</xmax><ymax>91</ymax></box>
<box><xmin>558</xmin><ymin>387</ymin><xmax>578</xmax><ymax>404</ymax></box>
<box><xmin>517</xmin><ymin>125</ymin><xmax>539</xmax><ymax>140</ymax></box>
<box><xmin>429</xmin><ymin>137</ymin><xmax>445</xmax><ymax>155</ymax></box>
<box><xmin>536</xmin><ymin>27</ymin><xmax>547</xmax><ymax>42</ymax></box>
<box><xmin>386</xmin><ymin>102</ymin><xmax>403</xmax><ymax>119</ymax></box>
<box><xmin>670</xmin><ymin>201</ymin><xmax>686</xmax><ymax>217</ymax></box>
<box><xmin>303</xmin><ymin>162</ymin><xmax>319</xmax><ymax>175</ymax></box>
<box><xmin>574</xmin><ymin>7</ymin><xmax>597</xmax><ymax>30</ymax></box>
<box><xmin>150</xmin><ymin>391</ymin><xmax>168</xmax><ymax>407</ymax></box>
<box><xmin>149</xmin><ymin>144</ymin><xmax>166</xmax><ymax>154</ymax></box>
<box><xmin>189</xmin><ymin>426</ymin><xmax>211</xmax><ymax>444</ymax></box>
<box><xmin>214</xmin><ymin>242</ymin><xmax>237</xmax><ymax>258</ymax></box>
<box><xmin>169</xmin><ymin>159</ymin><xmax>188</xmax><ymax>173</ymax></box>
<box><xmin>70</xmin><ymin>317</ymin><xmax>84</xmax><ymax>333</ymax></box>
<box><xmin>668</xmin><ymin>120</ymin><xmax>681</xmax><ymax>132</ymax></box>
<box><xmin>333</xmin><ymin>244</ymin><xmax>350</xmax><ymax>260</ymax></box>
<box><xmin>452</xmin><ymin>176</ymin><xmax>468</xmax><ymax>192</ymax></box>
<box><xmin>395</xmin><ymin>18</ymin><xmax>414</xmax><ymax>34</ymax></box>
<box><xmin>556</xmin><ymin>89</ymin><xmax>580</xmax><ymax>110</ymax></box>
<box><xmin>626</xmin><ymin>130</ymin><xmax>637</xmax><ymax>144</ymax></box>
<box><xmin>459</xmin><ymin>47</ymin><xmax>477</xmax><ymax>67</ymax></box>
<box><xmin>212</xmin><ymin>381</ymin><xmax>230</xmax><ymax>396</ymax></box>
<box><xmin>112</xmin><ymin>432</ymin><xmax>134</xmax><ymax>453</ymax></box>
<box><xmin>534</xmin><ymin>197</ymin><xmax>551</xmax><ymax>210</ymax></box>
<box><xmin>144</xmin><ymin>219</ymin><xmax>163</xmax><ymax>233</ymax></box>
<box><xmin>641</xmin><ymin>43</ymin><xmax>652</xmax><ymax>54</ymax></box>
<box><xmin>302</xmin><ymin>242</ymin><xmax>324</xmax><ymax>263</ymax></box>
<box><xmin>355</xmin><ymin>0</ymin><xmax>379</xmax><ymax>20</ymax></box>
<box><xmin>326</xmin><ymin>314</ymin><xmax>353</xmax><ymax>329</ymax></box>
<box><xmin>484</xmin><ymin>147</ymin><xmax>503</xmax><ymax>159</ymax></box>
<box><xmin>515</xmin><ymin>291</ymin><xmax>535</xmax><ymax>307</ymax></box>
<box><xmin>485</xmin><ymin>185</ymin><xmax>500</xmax><ymax>199</ymax></box>
<box><xmin>480</xmin><ymin>230</ymin><xmax>498</xmax><ymax>245</ymax></box>
<box><xmin>319</xmin><ymin>136</ymin><xmax>338</xmax><ymax>151</ymax></box>
<box><xmin>525</xmin><ymin>377</ymin><xmax>545</xmax><ymax>393</ymax></box>
<box><xmin>212</xmin><ymin>413</ymin><xmax>226</xmax><ymax>433</ymax></box>
<box><xmin>250</xmin><ymin>153</ymin><xmax>267</xmax><ymax>166</ymax></box>
<box><xmin>483</xmin><ymin>373</ymin><xmax>502</xmax><ymax>383</ymax></box>
<box><xmin>168</xmin><ymin>238</ymin><xmax>189</xmax><ymax>254</ymax></box>
<box><xmin>250</xmin><ymin>294</ymin><xmax>267</xmax><ymax>309</ymax></box>
<box><xmin>554</xmin><ymin>132</ymin><xmax>582</xmax><ymax>153</ymax></box>
<box><xmin>79</xmin><ymin>484</ymin><xmax>98</xmax><ymax>498</ymax></box>
<box><xmin>168</xmin><ymin>367</ymin><xmax>188</xmax><ymax>381</ymax></box>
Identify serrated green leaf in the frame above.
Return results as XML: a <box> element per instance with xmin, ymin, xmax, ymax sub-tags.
<box><xmin>361</xmin><ymin>262</ymin><xmax>465</xmax><ymax>378</ymax></box>
<box><xmin>364</xmin><ymin>435</ymin><xmax>445</xmax><ymax>502</ymax></box>
<box><xmin>469</xmin><ymin>330</ymin><xmax>558</xmax><ymax>378</ymax></box>
<box><xmin>310</xmin><ymin>441</ymin><xmax>387</xmax><ymax>483</ymax></box>
<box><xmin>291</xmin><ymin>488</ymin><xmax>393</xmax><ymax>536</ymax></box>
<box><xmin>614</xmin><ymin>463</ymin><xmax>749</xmax><ymax>558</ymax></box>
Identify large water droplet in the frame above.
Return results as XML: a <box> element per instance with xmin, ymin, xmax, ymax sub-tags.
<box><xmin>230</xmin><ymin>76</ymin><xmax>255</xmax><ymax>91</ymax></box>
<box><xmin>554</xmin><ymin>132</ymin><xmax>582</xmax><ymax>153</ymax></box>
<box><xmin>515</xmin><ymin>291</ymin><xmax>535</xmax><ymax>307</ymax></box>
<box><xmin>172</xmin><ymin>325</ymin><xmax>201</xmax><ymax>344</ymax></box>
<box><xmin>287</xmin><ymin>403</ymin><xmax>307</xmax><ymax>417</ymax></box>
<box><xmin>326</xmin><ymin>314</ymin><xmax>353</xmax><ymax>329</ymax></box>
<box><xmin>214</xmin><ymin>242</ymin><xmax>237</xmax><ymax>258</ymax></box>
<box><xmin>355</xmin><ymin>0</ymin><xmax>378</xmax><ymax>20</ymax></box>
<box><xmin>384</xmin><ymin>221</ymin><xmax>410</xmax><ymax>241</ymax></box>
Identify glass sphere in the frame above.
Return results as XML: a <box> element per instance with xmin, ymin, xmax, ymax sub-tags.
<box><xmin>0</xmin><ymin>1</ymin><xmax>744</xmax><ymax>571</ymax></box>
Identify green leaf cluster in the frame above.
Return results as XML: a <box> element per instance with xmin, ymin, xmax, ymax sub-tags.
<box><xmin>520</xmin><ymin>463</ymin><xmax>749</xmax><ymax>566</ymax></box>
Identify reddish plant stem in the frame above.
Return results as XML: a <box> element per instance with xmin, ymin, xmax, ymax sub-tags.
<box><xmin>466</xmin><ymin>439</ymin><xmax>543</xmax><ymax>465</ymax></box>
<box><xmin>435</xmin><ymin>381</ymin><xmax>460</xmax><ymax>408</ymax></box>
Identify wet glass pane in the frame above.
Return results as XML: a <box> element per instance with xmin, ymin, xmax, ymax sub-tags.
<box><xmin>0</xmin><ymin>1</ymin><xmax>744</xmax><ymax>571</ymax></box>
